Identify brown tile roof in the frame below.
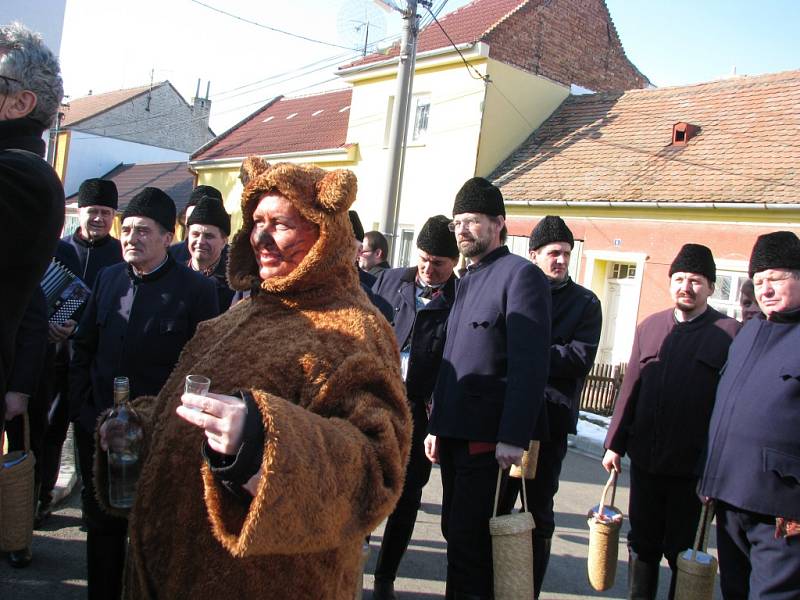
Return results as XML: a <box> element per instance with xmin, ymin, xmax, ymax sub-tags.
<box><xmin>67</xmin><ymin>162</ymin><xmax>195</xmax><ymax>213</ymax></box>
<box><xmin>341</xmin><ymin>0</ymin><xmax>526</xmax><ymax>69</ymax></box>
<box><xmin>191</xmin><ymin>89</ymin><xmax>352</xmax><ymax>162</ymax></box>
<box><xmin>492</xmin><ymin>70</ymin><xmax>800</xmax><ymax>205</ymax></box>
<box><xmin>61</xmin><ymin>83</ymin><xmax>162</xmax><ymax>127</ymax></box>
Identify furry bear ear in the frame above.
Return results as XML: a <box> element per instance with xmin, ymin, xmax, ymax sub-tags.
<box><xmin>315</xmin><ymin>169</ymin><xmax>357</xmax><ymax>214</ymax></box>
<box><xmin>240</xmin><ymin>156</ymin><xmax>271</xmax><ymax>187</ymax></box>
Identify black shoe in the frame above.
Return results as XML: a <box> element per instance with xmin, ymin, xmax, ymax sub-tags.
<box><xmin>8</xmin><ymin>548</ymin><xmax>33</xmax><ymax>568</ymax></box>
<box><xmin>34</xmin><ymin>499</ymin><xmax>53</xmax><ymax>529</ymax></box>
<box><xmin>372</xmin><ymin>578</ymin><xmax>397</xmax><ymax>600</ymax></box>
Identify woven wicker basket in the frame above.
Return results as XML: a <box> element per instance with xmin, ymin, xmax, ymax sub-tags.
<box><xmin>587</xmin><ymin>470</ymin><xmax>623</xmax><ymax>591</ymax></box>
<box><xmin>674</xmin><ymin>502</ymin><xmax>718</xmax><ymax>600</ymax></box>
<box><xmin>489</xmin><ymin>467</ymin><xmax>535</xmax><ymax>600</ymax></box>
<box><xmin>0</xmin><ymin>415</ymin><xmax>36</xmax><ymax>552</ymax></box>
<box><xmin>509</xmin><ymin>440</ymin><xmax>540</xmax><ymax>479</ymax></box>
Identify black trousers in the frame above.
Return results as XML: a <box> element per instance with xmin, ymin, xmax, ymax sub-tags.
<box><xmin>39</xmin><ymin>342</ymin><xmax>72</xmax><ymax>503</ymax></box>
<box><xmin>439</xmin><ymin>437</ymin><xmax>509</xmax><ymax>598</ymax></box>
<box><xmin>375</xmin><ymin>401</ymin><xmax>433</xmax><ymax>581</ymax></box>
<box><xmin>628</xmin><ymin>463</ymin><xmax>701</xmax><ymax>569</ymax></box>
<box><xmin>715</xmin><ymin>500</ymin><xmax>800</xmax><ymax>599</ymax></box>
<box><xmin>74</xmin><ymin>423</ymin><xmax>128</xmax><ymax>600</ymax></box>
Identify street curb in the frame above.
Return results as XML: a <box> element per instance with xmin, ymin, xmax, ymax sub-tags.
<box><xmin>52</xmin><ymin>424</ymin><xmax>78</xmax><ymax>504</ymax></box>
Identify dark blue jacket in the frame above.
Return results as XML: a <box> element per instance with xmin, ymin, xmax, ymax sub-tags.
<box><xmin>547</xmin><ymin>278</ymin><xmax>603</xmax><ymax>435</ymax></box>
<box><xmin>168</xmin><ymin>240</ymin><xmax>191</xmax><ymax>264</ymax></box>
<box><xmin>606</xmin><ymin>307</ymin><xmax>739</xmax><ymax>477</ymax></box>
<box><xmin>54</xmin><ymin>240</ymin><xmax>81</xmax><ymax>279</ymax></box>
<box><xmin>701</xmin><ymin>309</ymin><xmax>800</xmax><ymax>520</ymax></box>
<box><xmin>372</xmin><ymin>267</ymin><xmax>456</xmax><ymax>403</ymax></box>
<box><xmin>429</xmin><ymin>246</ymin><xmax>551</xmax><ymax>448</ymax></box>
<box><xmin>70</xmin><ymin>255</ymin><xmax>220</xmax><ymax>432</ymax></box>
<box><xmin>64</xmin><ymin>229</ymin><xmax>123</xmax><ymax>289</ymax></box>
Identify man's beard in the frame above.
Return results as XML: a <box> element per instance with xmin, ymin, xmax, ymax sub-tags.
<box><xmin>459</xmin><ymin>235</ymin><xmax>490</xmax><ymax>258</ymax></box>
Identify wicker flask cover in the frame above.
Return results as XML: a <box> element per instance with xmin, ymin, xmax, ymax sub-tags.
<box><xmin>674</xmin><ymin>502</ymin><xmax>718</xmax><ymax>600</ymax></box>
<box><xmin>489</xmin><ymin>467</ymin><xmax>535</xmax><ymax>600</ymax></box>
<box><xmin>587</xmin><ymin>470</ymin><xmax>623</xmax><ymax>591</ymax></box>
<box><xmin>0</xmin><ymin>415</ymin><xmax>36</xmax><ymax>552</ymax></box>
<box><xmin>509</xmin><ymin>440</ymin><xmax>540</xmax><ymax>479</ymax></box>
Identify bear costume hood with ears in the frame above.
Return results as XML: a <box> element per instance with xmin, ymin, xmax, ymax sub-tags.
<box><xmin>227</xmin><ymin>158</ymin><xmax>359</xmax><ymax>296</ymax></box>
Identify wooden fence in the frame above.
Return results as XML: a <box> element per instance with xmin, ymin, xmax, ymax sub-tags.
<box><xmin>579</xmin><ymin>362</ymin><xmax>627</xmax><ymax>416</ymax></box>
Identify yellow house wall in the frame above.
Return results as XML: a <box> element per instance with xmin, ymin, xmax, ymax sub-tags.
<box><xmin>476</xmin><ymin>60</ymin><xmax>569</xmax><ymax>177</ymax></box>
<box><xmin>345</xmin><ymin>61</ymin><xmax>489</xmax><ymax>235</ymax></box>
<box><xmin>54</xmin><ymin>130</ymin><xmax>70</xmax><ymax>181</ymax></box>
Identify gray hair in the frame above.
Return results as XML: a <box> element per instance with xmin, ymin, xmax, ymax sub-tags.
<box><xmin>0</xmin><ymin>22</ymin><xmax>63</xmax><ymax>127</ymax></box>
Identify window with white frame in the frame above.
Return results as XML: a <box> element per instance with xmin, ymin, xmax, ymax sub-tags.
<box><xmin>397</xmin><ymin>228</ymin><xmax>416</xmax><ymax>268</ymax></box>
<box><xmin>709</xmin><ymin>269</ymin><xmax>749</xmax><ymax>320</ymax></box>
<box><xmin>384</xmin><ymin>93</ymin><xmax>431</xmax><ymax>146</ymax></box>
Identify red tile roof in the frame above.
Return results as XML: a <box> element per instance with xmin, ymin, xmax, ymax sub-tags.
<box><xmin>67</xmin><ymin>162</ymin><xmax>195</xmax><ymax>213</ymax></box>
<box><xmin>492</xmin><ymin>70</ymin><xmax>800</xmax><ymax>205</ymax></box>
<box><xmin>341</xmin><ymin>0</ymin><xmax>526</xmax><ymax>69</ymax></box>
<box><xmin>61</xmin><ymin>83</ymin><xmax>161</xmax><ymax>127</ymax></box>
<box><xmin>191</xmin><ymin>89</ymin><xmax>352</xmax><ymax>162</ymax></box>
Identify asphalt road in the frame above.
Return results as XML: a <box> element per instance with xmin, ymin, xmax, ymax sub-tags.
<box><xmin>0</xmin><ymin>449</ymin><xmax>722</xmax><ymax>599</ymax></box>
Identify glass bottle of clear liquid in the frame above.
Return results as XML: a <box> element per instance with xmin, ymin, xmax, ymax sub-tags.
<box><xmin>106</xmin><ymin>376</ymin><xmax>144</xmax><ymax>509</ymax></box>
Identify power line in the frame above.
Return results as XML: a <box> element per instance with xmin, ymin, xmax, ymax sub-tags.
<box><xmin>189</xmin><ymin>0</ymin><xmax>356</xmax><ymax>51</ymax></box>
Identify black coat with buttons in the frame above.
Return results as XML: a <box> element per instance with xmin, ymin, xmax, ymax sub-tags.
<box><xmin>70</xmin><ymin>255</ymin><xmax>220</xmax><ymax>432</ymax></box>
<box><xmin>372</xmin><ymin>267</ymin><xmax>456</xmax><ymax>403</ymax></box>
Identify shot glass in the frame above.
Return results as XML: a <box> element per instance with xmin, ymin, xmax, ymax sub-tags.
<box><xmin>185</xmin><ymin>375</ymin><xmax>211</xmax><ymax>411</ymax></box>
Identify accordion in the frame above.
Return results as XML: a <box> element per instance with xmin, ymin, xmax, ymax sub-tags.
<box><xmin>40</xmin><ymin>260</ymin><xmax>91</xmax><ymax>325</ymax></box>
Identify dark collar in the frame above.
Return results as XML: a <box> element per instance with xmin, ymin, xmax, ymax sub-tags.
<box><xmin>0</xmin><ymin>117</ymin><xmax>46</xmax><ymax>156</ymax></box>
<box><xmin>550</xmin><ymin>277</ymin><xmax>572</xmax><ymax>293</ymax></box>
<box><xmin>466</xmin><ymin>245</ymin><xmax>510</xmax><ymax>274</ymax></box>
<box><xmin>126</xmin><ymin>254</ymin><xmax>175</xmax><ymax>284</ymax></box>
<box><xmin>72</xmin><ymin>228</ymin><xmax>114</xmax><ymax>249</ymax></box>
<box><xmin>768</xmin><ymin>305</ymin><xmax>800</xmax><ymax>323</ymax></box>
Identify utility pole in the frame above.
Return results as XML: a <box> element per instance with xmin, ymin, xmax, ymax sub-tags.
<box><xmin>380</xmin><ymin>0</ymin><xmax>421</xmax><ymax>259</ymax></box>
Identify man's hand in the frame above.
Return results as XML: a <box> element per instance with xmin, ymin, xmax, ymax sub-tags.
<box><xmin>496</xmin><ymin>442</ymin><xmax>524</xmax><ymax>470</ymax></box>
<box><xmin>4</xmin><ymin>391</ymin><xmax>30</xmax><ymax>421</ymax></box>
<box><xmin>602</xmin><ymin>449</ymin><xmax>622</xmax><ymax>473</ymax></box>
<box><xmin>48</xmin><ymin>319</ymin><xmax>76</xmax><ymax>344</ymax></box>
<box><xmin>176</xmin><ymin>392</ymin><xmax>247</xmax><ymax>456</ymax></box>
<box><xmin>424</xmin><ymin>434</ymin><xmax>439</xmax><ymax>464</ymax></box>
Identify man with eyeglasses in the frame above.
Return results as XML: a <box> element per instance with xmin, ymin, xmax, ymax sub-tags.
<box><xmin>701</xmin><ymin>231</ymin><xmax>800</xmax><ymax>598</ymax></box>
<box><xmin>425</xmin><ymin>177</ymin><xmax>551</xmax><ymax>600</ymax></box>
<box><xmin>360</xmin><ymin>230</ymin><xmax>392</xmax><ymax>276</ymax></box>
<box><xmin>1</xmin><ymin>23</ymin><xmax>65</xmax><ymax>412</ymax></box>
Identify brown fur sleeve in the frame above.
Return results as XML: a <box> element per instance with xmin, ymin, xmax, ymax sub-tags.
<box><xmin>202</xmin><ymin>353</ymin><xmax>411</xmax><ymax>557</ymax></box>
<box><xmin>93</xmin><ymin>395</ymin><xmax>159</xmax><ymax>518</ymax></box>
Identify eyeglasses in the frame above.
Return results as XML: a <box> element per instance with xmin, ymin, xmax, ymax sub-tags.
<box><xmin>447</xmin><ymin>217</ymin><xmax>484</xmax><ymax>232</ymax></box>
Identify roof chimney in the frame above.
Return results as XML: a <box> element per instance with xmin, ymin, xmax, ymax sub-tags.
<box><xmin>672</xmin><ymin>122</ymin><xmax>700</xmax><ymax>146</ymax></box>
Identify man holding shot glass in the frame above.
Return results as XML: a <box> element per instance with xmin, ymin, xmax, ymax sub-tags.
<box><xmin>70</xmin><ymin>187</ymin><xmax>219</xmax><ymax>600</ymax></box>
<box><xmin>95</xmin><ymin>159</ymin><xmax>410</xmax><ymax>599</ymax></box>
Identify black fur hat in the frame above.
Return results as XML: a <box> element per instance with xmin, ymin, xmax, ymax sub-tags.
<box><xmin>348</xmin><ymin>210</ymin><xmax>365</xmax><ymax>242</ymax></box>
<box><xmin>748</xmin><ymin>231</ymin><xmax>800</xmax><ymax>277</ymax></box>
<box><xmin>188</xmin><ymin>185</ymin><xmax>223</xmax><ymax>208</ymax></box>
<box><xmin>528</xmin><ymin>215</ymin><xmax>574</xmax><ymax>251</ymax></box>
<box><xmin>452</xmin><ymin>177</ymin><xmax>505</xmax><ymax>217</ymax></box>
<box><xmin>187</xmin><ymin>197</ymin><xmax>231</xmax><ymax>236</ymax></box>
<box><xmin>669</xmin><ymin>243</ymin><xmax>716</xmax><ymax>283</ymax></box>
<box><xmin>417</xmin><ymin>215</ymin><xmax>458</xmax><ymax>259</ymax></box>
<box><xmin>122</xmin><ymin>187</ymin><xmax>176</xmax><ymax>233</ymax></box>
<box><xmin>78</xmin><ymin>178</ymin><xmax>118</xmax><ymax>209</ymax></box>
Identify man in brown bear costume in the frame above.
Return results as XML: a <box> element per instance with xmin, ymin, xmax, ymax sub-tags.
<box><xmin>95</xmin><ymin>159</ymin><xmax>411</xmax><ymax>599</ymax></box>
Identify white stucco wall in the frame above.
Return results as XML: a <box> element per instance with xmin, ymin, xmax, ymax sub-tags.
<box><xmin>63</xmin><ymin>131</ymin><xmax>187</xmax><ymax>197</ymax></box>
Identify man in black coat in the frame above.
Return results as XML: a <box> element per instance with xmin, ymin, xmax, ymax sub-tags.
<box><xmin>170</xmin><ymin>185</ymin><xmax>224</xmax><ymax>264</ymax></box>
<box><xmin>63</xmin><ymin>178</ymin><xmax>123</xmax><ymax>289</ymax></box>
<box><xmin>70</xmin><ymin>187</ymin><xmax>219</xmax><ymax>600</ymax></box>
<box><xmin>0</xmin><ymin>23</ymin><xmax>65</xmax><ymax>410</ymax></box>
<box><xmin>371</xmin><ymin>215</ymin><xmax>459</xmax><ymax>599</ymax></box>
<box><xmin>426</xmin><ymin>178</ymin><xmax>551</xmax><ymax>599</ymax></box>
<box><xmin>499</xmin><ymin>216</ymin><xmax>602</xmax><ymax>598</ymax></box>
<box><xmin>701</xmin><ymin>231</ymin><xmax>800</xmax><ymax>599</ymax></box>
<box><xmin>184</xmin><ymin>196</ymin><xmax>235</xmax><ymax>310</ymax></box>
<box><xmin>604</xmin><ymin>244</ymin><xmax>740</xmax><ymax>599</ymax></box>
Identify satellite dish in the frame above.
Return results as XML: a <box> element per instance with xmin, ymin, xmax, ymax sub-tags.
<box><xmin>336</xmin><ymin>0</ymin><xmax>389</xmax><ymax>56</ymax></box>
